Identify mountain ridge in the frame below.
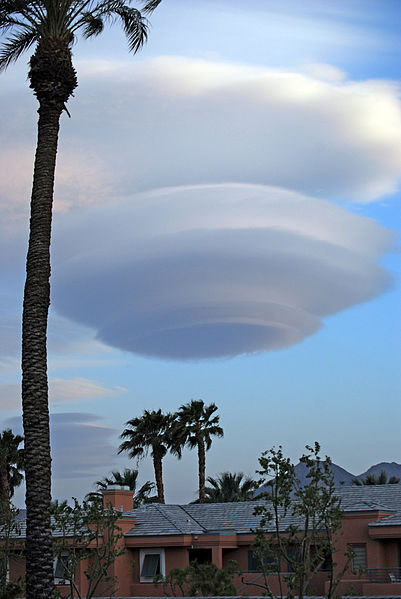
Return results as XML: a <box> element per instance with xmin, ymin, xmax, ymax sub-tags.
<box><xmin>293</xmin><ymin>460</ymin><xmax>401</xmax><ymax>486</ymax></box>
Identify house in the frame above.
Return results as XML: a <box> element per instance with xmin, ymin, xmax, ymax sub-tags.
<box><xmin>6</xmin><ymin>484</ymin><xmax>401</xmax><ymax>596</ymax></box>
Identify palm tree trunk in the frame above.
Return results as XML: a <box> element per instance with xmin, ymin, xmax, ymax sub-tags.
<box><xmin>198</xmin><ymin>440</ymin><xmax>206</xmax><ymax>503</ymax></box>
<box><xmin>22</xmin><ymin>100</ymin><xmax>63</xmax><ymax>599</ymax></box>
<box><xmin>153</xmin><ymin>454</ymin><xmax>165</xmax><ymax>504</ymax></box>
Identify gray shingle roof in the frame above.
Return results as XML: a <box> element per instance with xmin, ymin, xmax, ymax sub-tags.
<box><xmin>7</xmin><ymin>485</ymin><xmax>401</xmax><ymax>540</ymax></box>
<box><xmin>123</xmin><ymin>485</ymin><xmax>401</xmax><ymax>537</ymax></box>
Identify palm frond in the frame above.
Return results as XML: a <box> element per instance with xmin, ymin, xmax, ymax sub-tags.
<box><xmin>140</xmin><ymin>0</ymin><xmax>163</xmax><ymax>15</ymax></box>
<box><xmin>0</xmin><ymin>16</ymin><xmax>30</xmax><ymax>33</ymax></box>
<box><xmin>81</xmin><ymin>11</ymin><xmax>104</xmax><ymax>37</ymax></box>
<box><xmin>0</xmin><ymin>29</ymin><xmax>36</xmax><ymax>72</ymax></box>
<box><xmin>115</xmin><ymin>5</ymin><xmax>148</xmax><ymax>53</ymax></box>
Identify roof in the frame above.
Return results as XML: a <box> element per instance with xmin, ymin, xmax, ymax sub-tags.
<box><xmin>7</xmin><ymin>485</ymin><xmax>401</xmax><ymax>540</ymax></box>
<box><xmin>123</xmin><ymin>485</ymin><xmax>401</xmax><ymax>537</ymax></box>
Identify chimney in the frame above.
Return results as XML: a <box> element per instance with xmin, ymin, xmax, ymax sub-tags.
<box><xmin>102</xmin><ymin>485</ymin><xmax>133</xmax><ymax>512</ymax></box>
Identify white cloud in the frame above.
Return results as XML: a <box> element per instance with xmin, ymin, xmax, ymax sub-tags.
<box><xmin>50</xmin><ymin>183</ymin><xmax>393</xmax><ymax>360</ymax></box>
<box><xmin>70</xmin><ymin>56</ymin><xmax>401</xmax><ymax>201</ymax></box>
<box><xmin>1</xmin><ymin>56</ymin><xmax>401</xmax><ymax>217</ymax></box>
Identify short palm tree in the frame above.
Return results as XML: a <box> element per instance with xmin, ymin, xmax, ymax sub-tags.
<box><xmin>204</xmin><ymin>471</ymin><xmax>257</xmax><ymax>503</ymax></box>
<box><xmin>0</xmin><ymin>2</ymin><xmax>161</xmax><ymax>597</ymax></box>
<box><xmin>352</xmin><ymin>471</ymin><xmax>400</xmax><ymax>485</ymax></box>
<box><xmin>119</xmin><ymin>410</ymin><xmax>174</xmax><ymax>504</ymax></box>
<box><xmin>87</xmin><ymin>468</ymin><xmax>155</xmax><ymax>507</ymax></box>
<box><xmin>0</xmin><ymin>429</ymin><xmax>24</xmax><ymax>504</ymax></box>
<box><xmin>174</xmin><ymin>400</ymin><xmax>224</xmax><ymax>503</ymax></box>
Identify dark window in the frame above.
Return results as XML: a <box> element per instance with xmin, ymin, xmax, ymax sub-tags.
<box><xmin>248</xmin><ymin>550</ymin><xmax>280</xmax><ymax>573</ymax></box>
<box><xmin>189</xmin><ymin>548</ymin><xmax>212</xmax><ymax>564</ymax></box>
<box><xmin>54</xmin><ymin>552</ymin><xmax>70</xmax><ymax>581</ymax></box>
<box><xmin>310</xmin><ymin>545</ymin><xmax>333</xmax><ymax>571</ymax></box>
<box><xmin>350</xmin><ymin>545</ymin><xmax>367</xmax><ymax>573</ymax></box>
<box><xmin>141</xmin><ymin>553</ymin><xmax>161</xmax><ymax>577</ymax></box>
<box><xmin>286</xmin><ymin>547</ymin><xmax>300</xmax><ymax>573</ymax></box>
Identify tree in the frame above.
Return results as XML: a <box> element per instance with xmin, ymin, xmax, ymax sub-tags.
<box><xmin>154</xmin><ymin>561</ymin><xmax>238</xmax><ymax>597</ymax></box>
<box><xmin>119</xmin><ymin>410</ymin><xmax>175</xmax><ymax>504</ymax></box>
<box><xmin>352</xmin><ymin>471</ymin><xmax>400</xmax><ymax>485</ymax></box>
<box><xmin>87</xmin><ymin>468</ymin><xmax>155</xmax><ymax>507</ymax></box>
<box><xmin>173</xmin><ymin>400</ymin><xmax>223</xmax><ymax>503</ymax></box>
<box><xmin>245</xmin><ymin>443</ymin><xmax>353</xmax><ymax>599</ymax></box>
<box><xmin>204</xmin><ymin>472</ymin><xmax>257</xmax><ymax>503</ymax></box>
<box><xmin>52</xmin><ymin>498</ymin><xmax>125</xmax><ymax>599</ymax></box>
<box><xmin>0</xmin><ymin>502</ymin><xmax>25</xmax><ymax>599</ymax></box>
<box><xmin>0</xmin><ymin>2</ymin><xmax>161</xmax><ymax>596</ymax></box>
<box><xmin>0</xmin><ymin>429</ymin><xmax>24</xmax><ymax>504</ymax></box>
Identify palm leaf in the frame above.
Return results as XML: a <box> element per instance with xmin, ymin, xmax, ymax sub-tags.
<box><xmin>115</xmin><ymin>5</ymin><xmax>148</xmax><ymax>53</ymax></box>
<box><xmin>81</xmin><ymin>11</ymin><xmax>104</xmax><ymax>37</ymax></box>
<box><xmin>140</xmin><ymin>0</ymin><xmax>163</xmax><ymax>14</ymax></box>
<box><xmin>0</xmin><ymin>29</ymin><xmax>36</xmax><ymax>72</ymax></box>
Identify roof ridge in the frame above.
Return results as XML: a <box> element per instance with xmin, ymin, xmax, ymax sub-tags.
<box><xmin>153</xmin><ymin>504</ymin><xmax>195</xmax><ymax>534</ymax></box>
<box><xmin>180</xmin><ymin>505</ymin><xmax>207</xmax><ymax>533</ymax></box>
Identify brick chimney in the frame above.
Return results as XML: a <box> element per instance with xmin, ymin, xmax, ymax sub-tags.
<box><xmin>102</xmin><ymin>485</ymin><xmax>133</xmax><ymax>512</ymax></box>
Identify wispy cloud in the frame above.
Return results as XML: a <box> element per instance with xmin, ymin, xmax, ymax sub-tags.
<box><xmin>6</xmin><ymin>412</ymin><xmax>119</xmax><ymax>480</ymax></box>
<box><xmin>0</xmin><ymin>378</ymin><xmax>126</xmax><ymax>411</ymax></box>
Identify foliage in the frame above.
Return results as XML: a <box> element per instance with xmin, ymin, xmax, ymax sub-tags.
<box><xmin>173</xmin><ymin>400</ymin><xmax>224</xmax><ymax>503</ymax></box>
<box><xmin>0</xmin><ymin>502</ymin><xmax>24</xmax><ymax>599</ymax></box>
<box><xmin>352</xmin><ymin>470</ymin><xmax>400</xmax><ymax>485</ymax></box>
<box><xmin>246</xmin><ymin>443</ymin><xmax>352</xmax><ymax>599</ymax></box>
<box><xmin>119</xmin><ymin>409</ymin><xmax>176</xmax><ymax>503</ymax></box>
<box><xmin>0</xmin><ymin>429</ymin><xmax>24</xmax><ymax>503</ymax></box>
<box><xmin>204</xmin><ymin>471</ymin><xmax>258</xmax><ymax>503</ymax></box>
<box><xmin>86</xmin><ymin>468</ymin><xmax>156</xmax><ymax>507</ymax></box>
<box><xmin>154</xmin><ymin>560</ymin><xmax>238</xmax><ymax>596</ymax></box>
<box><xmin>0</xmin><ymin>0</ymin><xmax>163</xmax><ymax>72</ymax></box>
<box><xmin>52</xmin><ymin>498</ymin><xmax>125</xmax><ymax>599</ymax></box>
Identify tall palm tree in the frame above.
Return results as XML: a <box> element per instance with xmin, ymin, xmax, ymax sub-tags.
<box><xmin>0</xmin><ymin>2</ymin><xmax>161</xmax><ymax>597</ymax></box>
<box><xmin>174</xmin><ymin>400</ymin><xmax>224</xmax><ymax>503</ymax></box>
<box><xmin>87</xmin><ymin>467</ymin><xmax>155</xmax><ymax>507</ymax></box>
<box><xmin>0</xmin><ymin>429</ymin><xmax>24</xmax><ymax>504</ymax></box>
<box><xmin>119</xmin><ymin>410</ymin><xmax>175</xmax><ymax>504</ymax></box>
<box><xmin>203</xmin><ymin>471</ymin><xmax>257</xmax><ymax>503</ymax></box>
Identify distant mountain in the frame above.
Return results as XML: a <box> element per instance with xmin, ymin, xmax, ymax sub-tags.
<box><xmin>356</xmin><ymin>462</ymin><xmax>401</xmax><ymax>482</ymax></box>
<box><xmin>293</xmin><ymin>461</ymin><xmax>401</xmax><ymax>487</ymax></box>
<box><xmin>293</xmin><ymin>461</ymin><xmax>355</xmax><ymax>487</ymax></box>
<box><xmin>256</xmin><ymin>461</ymin><xmax>401</xmax><ymax>495</ymax></box>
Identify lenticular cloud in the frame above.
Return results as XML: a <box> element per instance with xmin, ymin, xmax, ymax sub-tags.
<box><xmin>52</xmin><ymin>184</ymin><xmax>392</xmax><ymax>360</ymax></box>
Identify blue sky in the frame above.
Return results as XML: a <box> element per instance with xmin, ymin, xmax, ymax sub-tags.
<box><xmin>0</xmin><ymin>0</ymin><xmax>400</xmax><ymax>506</ymax></box>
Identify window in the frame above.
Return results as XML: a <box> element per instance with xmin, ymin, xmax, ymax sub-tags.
<box><xmin>139</xmin><ymin>548</ymin><xmax>165</xmax><ymax>582</ymax></box>
<box><xmin>350</xmin><ymin>545</ymin><xmax>367</xmax><ymax>573</ymax></box>
<box><xmin>310</xmin><ymin>545</ymin><xmax>333</xmax><ymax>571</ymax></box>
<box><xmin>286</xmin><ymin>547</ymin><xmax>301</xmax><ymax>573</ymax></box>
<box><xmin>248</xmin><ymin>550</ymin><xmax>280</xmax><ymax>573</ymax></box>
<box><xmin>189</xmin><ymin>548</ymin><xmax>212</xmax><ymax>564</ymax></box>
<box><xmin>54</xmin><ymin>551</ymin><xmax>70</xmax><ymax>584</ymax></box>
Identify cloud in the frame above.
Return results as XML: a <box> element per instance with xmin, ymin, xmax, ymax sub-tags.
<box><xmin>0</xmin><ymin>294</ymin><xmax>110</xmax><ymax>371</ymax></box>
<box><xmin>0</xmin><ymin>298</ymin><xmax>21</xmax><ymax>369</ymax></box>
<box><xmin>0</xmin><ymin>145</ymin><xmax>114</xmax><ymax>223</ymax></box>
<box><xmin>0</xmin><ymin>378</ymin><xmax>125</xmax><ymax>411</ymax></box>
<box><xmin>71</xmin><ymin>56</ymin><xmax>401</xmax><ymax>201</ymax></box>
<box><xmin>6</xmin><ymin>413</ymin><xmax>118</xmax><ymax>479</ymax></box>
<box><xmin>1</xmin><ymin>56</ymin><xmax>401</xmax><ymax>217</ymax></box>
<box><xmin>50</xmin><ymin>183</ymin><xmax>393</xmax><ymax>360</ymax></box>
